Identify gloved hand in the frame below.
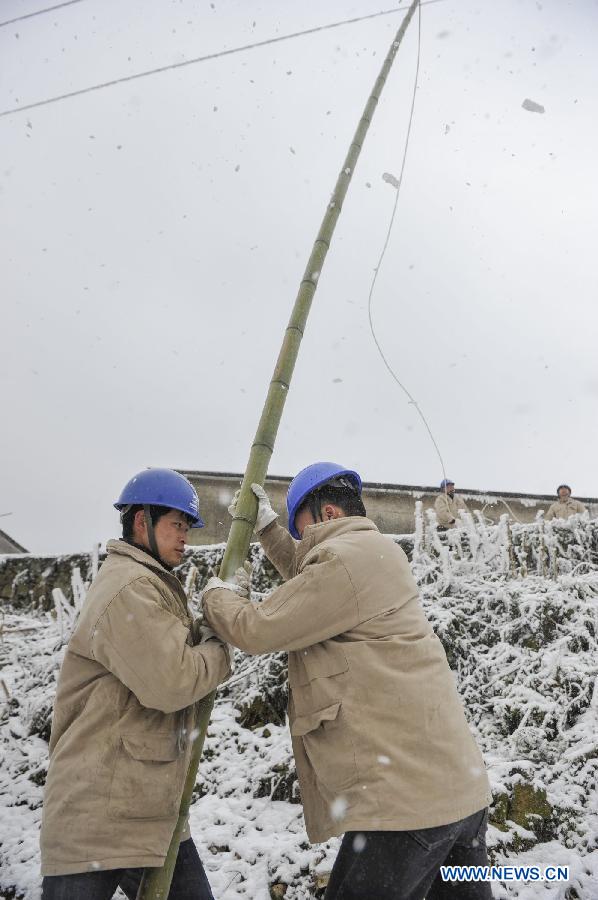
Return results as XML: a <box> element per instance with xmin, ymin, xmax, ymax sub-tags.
<box><xmin>202</xmin><ymin>561</ymin><xmax>252</xmax><ymax>600</ymax></box>
<box><xmin>233</xmin><ymin>561</ymin><xmax>252</xmax><ymax>598</ymax></box>
<box><xmin>228</xmin><ymin>483</ymin><xmax>278</xmax><ymax>534</ymax></box>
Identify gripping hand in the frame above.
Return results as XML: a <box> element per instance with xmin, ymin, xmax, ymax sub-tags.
<box><xmin>227</xmin><ymin>483</ymin><xmax>278</xmax><ymax>534</ymax></box>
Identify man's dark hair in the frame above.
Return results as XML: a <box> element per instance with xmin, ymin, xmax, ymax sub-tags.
<box><xmin>297</xmin><ymin>479</ymin><xmax>367</xmax><ymax>525</ymax></box>
<box><xmin>557</xmin><ymin>484</ymin><xmax>571</xmax><ymax>494</ymax></box>
<box><xmin>121</xmin><ymin>504</ymin><xmax>172</xmax><ymax>541</ymax></box>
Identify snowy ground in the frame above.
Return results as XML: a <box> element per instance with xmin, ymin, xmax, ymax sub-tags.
<box><xmin>1</xmin><ymin>513</ymin><xmax>597</xmax><ymax>898</ymax></box>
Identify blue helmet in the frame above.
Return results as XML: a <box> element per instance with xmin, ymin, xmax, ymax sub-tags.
<box><xmin>287</xmin><ymin>461</ymin><xmax>362</xmax><ymax>539</ymax></box>
<box><xmin>440</xmin><ymin>478</ymin><xmax>455</xmax><ymax>490</ymax></box>
<box><xmin>114</xmin><ymin>468</ymin><xmax>204</xmax><ymax>527</ymax></box>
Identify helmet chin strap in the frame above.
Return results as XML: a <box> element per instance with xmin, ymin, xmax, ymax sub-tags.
<box><xmin>309</xmin><ymin>491</ymin><xmax>323</xmax><ymax>525</ymax></box>
<box><xmin>143</xmin><ymin>505</ymin><xmax>161</xmax><ymax>560</ymax></box>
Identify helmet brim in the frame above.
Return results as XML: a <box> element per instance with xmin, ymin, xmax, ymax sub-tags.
<box><xmin>114</xmin><ymin>502</ymin><xmax>205</xmax><ymax>529</ymax></box>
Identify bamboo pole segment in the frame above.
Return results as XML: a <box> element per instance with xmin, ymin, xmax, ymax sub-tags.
<box><xmin>136</xmin><ymin>2</ymin><xmax>420</xmax><ymax>896</ymax></box>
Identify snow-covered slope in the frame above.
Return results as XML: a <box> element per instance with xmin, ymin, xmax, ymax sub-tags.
<box><xmin>1</xmin><ymin>512</ymin><xmax>597</xmax><ymax>899</ymax></box>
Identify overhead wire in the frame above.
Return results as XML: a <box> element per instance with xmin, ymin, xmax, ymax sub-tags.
<box><xmin>0</xmin><ymin>0</ymin><xmax>447</xmax><ymax>119</ymax></box>
<box><xmin>0</xmin><ymin>0</ymin><xmax>86</xmax><ymax>29</ymax></box>
<box><xmin>366</xmin><ymin>2</ymin><xmax>448</xmax><ymax>484</ymax></box>
<box><xmin>481</xmin><ymin>498</ymin><xmax>525</xmax><ymax>524</ymax></box>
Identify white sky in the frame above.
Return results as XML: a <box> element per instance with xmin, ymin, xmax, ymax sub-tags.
<box><xmin>2</xmin><ymin>0</ymin><xmax>598</xmax><ymax>554</ymax></box>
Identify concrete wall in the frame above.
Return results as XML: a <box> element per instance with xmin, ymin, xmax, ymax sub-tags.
<box><xmin>180</xmin><ymin>470</ymin><xmax>598</xmax><ymax>546</ymax></box>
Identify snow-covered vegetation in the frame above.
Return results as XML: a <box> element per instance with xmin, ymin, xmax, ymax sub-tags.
<box><xmin>1</xmin><ymin>512</ymin><xmax>597</xmax><ymax>899</ymax></box>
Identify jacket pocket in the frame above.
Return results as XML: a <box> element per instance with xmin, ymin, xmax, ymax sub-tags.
<box><xmin>261</xmin><ymin>580</ymin><xmax>303</xmax><ymax>617</ymax></box>
<box><xmin>108</xmin><ymin>733</ymin><xmax>182</xmax><ymax>820</ymax></box>
<box><xmin>407</xmin><ymin>819</ymin><xmax>461</xmax><ymax>851</ymax></box>
<box><xmin>292</xmin><ymin>642</ymin><xmax>349</xmax><ymax>687</ymax></box>
<box><xmin>291</xmin><ymin>701</ymin><xmax>357</xmax><ymax>791</ymax></box>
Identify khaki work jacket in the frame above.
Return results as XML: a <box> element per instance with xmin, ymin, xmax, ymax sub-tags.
<box><xmin>545</xmin><ymin>498</ymin><xmax>587</xmax><ymax>521</ymax></box>
<box><xmin>204</xmin><ymin>517</ymin><xmax>490</xmax><ymax>843</ymax></box>
<box><xmin>434</xmin><ymin>492</ymin><xmax>469</xmax><ymax>527</ymax></box>
<box><xmin>40</xmin><ymin>540</ymin><xmax>231</xmax><ymax>876</ymax></box>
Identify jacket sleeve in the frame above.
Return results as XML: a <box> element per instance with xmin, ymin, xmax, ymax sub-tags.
<box><xmin>545</xmin><ymin>503</ymin><xmax>556</xmax><ymax>521</ymax></box>
<box><xmin>259</xmin><ymin>519</ymin><xmax>301</xmax><ymax>581</ymax></box>
<box><xmin>574</xmin><ymin>500</ymin><xmax>587</xmax><ymax>514</ymax></box>
<box><xmin>203</xmin><ymin>549</ymin><xmax>360</xmax><ymax>654</ymax></box>
<box><xmin>90</xmin><ymin>577</ymin><xmax>231</xmax><ymax>713</ymax></box>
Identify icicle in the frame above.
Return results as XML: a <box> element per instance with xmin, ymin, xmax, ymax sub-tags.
<box><xmin>91</xmin><ymin>542</ymin><xmax>100</xmax><ymax>581</ymax></box>
<box><xmin>71</xmin><ymin>568</ymin><xmax>87</xmax><ymax>613</ymax></box>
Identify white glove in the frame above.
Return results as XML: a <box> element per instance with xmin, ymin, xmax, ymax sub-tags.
<box><xmin>251</xmin><ymin>483</ymin><xmax>279</xmax><ymax>533</ymax></box>
<box><xmin>233</xmin><ymin>561</ymin><xmax>252</xmax><ymax>598</ymax></box>
<box><xmin>227</xmin><ymin>483</ymin><xmax>278</xmax><ymax>534</ymax></box>
<box><xmin>202</xmin><ymin>562</ymin><xmax>252</xmax><ymax>600</ymax></box>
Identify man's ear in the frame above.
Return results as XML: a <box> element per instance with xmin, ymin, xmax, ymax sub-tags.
<box><xmin>133</xmin><ymin>508</ymin><xmax>147</xmax><ymax>539</ymax></box>
<box><xmin>322</xmin><ymin>503</ymin><xmax>342</xmax><ymax>521</ymax></box>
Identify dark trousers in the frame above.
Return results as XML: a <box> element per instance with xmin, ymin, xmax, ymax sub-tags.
<box><xmin>41</xmin><ymin>838</ymin><xmax>214</xmax><ymax>900</ymax></box>
<box><xmin>324</xmin><ymin>808</ymin><xmax>493</xmax><ymax>900</ymax></box>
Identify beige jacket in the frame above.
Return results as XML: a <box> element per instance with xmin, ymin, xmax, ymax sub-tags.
<box><xmin>435</xmin><ymin>492</ymin><xmax>469</xmax><ymax>527</ymax></box>
<box><xmin>203</xmin><ymin>517</ymin><xmax>490</xmax><ymax>843</ymax></box>
<box><xmin>40</xmin><ymin>539</ymin><xmax>231</xmax><ymax>876</ymax></box>
<box><xmin>545</xmin><ymin>498</ymin><xmax>587</xmax><ymax>521</ymax></box>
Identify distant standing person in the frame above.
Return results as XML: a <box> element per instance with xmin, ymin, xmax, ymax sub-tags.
<box><xmin>434</xmin><ymin>479</ymin><xmax>469</xmax><ymax>528</ymax></box>
<box><xmin>545</xmin><ymin>485</ymin><xmax>587</xmax><ymax>521</ymax></box>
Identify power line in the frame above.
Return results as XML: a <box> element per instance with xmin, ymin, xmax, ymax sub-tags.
<box><xmin>0</xmin><ymin>0</ymin><xmax>445</xmax><ymax>119</ymax></box>
<box><xmin>366</xmin><ymin>4</ymin><xmax>448</xmax><ymax>482</ymax></box>
<box><xmin>0</xmin><ymin>0</ymin><xmax>86</xmax><ymax>29</ymax></box>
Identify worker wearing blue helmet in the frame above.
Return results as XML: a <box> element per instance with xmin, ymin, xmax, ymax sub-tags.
<box><xmin>40</xmin><ymin>468</ymin><xmax>235</xmax><ymax>900</ymax></box>
<box><xmin>435</xmin><ymin>478</ymin><xmax>470</xmax><ymax>529</ymax></box>
<box><xmin>286</xmin><ymin>461</ymin><xmax>363</xmax><ymax>539</ymax></box>
<box><xmin>113</xmin><ymin>467</ymin><xmax>205</xmax><ymax>568</ymax></box>
<box><xmin>204</xmin><ymin>462</ymin><xmax>493</xmax><ymax>900</ymax></box>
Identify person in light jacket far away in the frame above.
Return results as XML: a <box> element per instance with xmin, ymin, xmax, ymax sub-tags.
<box><xmin>545</xmin><ymin>484</ymin><xmax>587</xmax><ymax>521</ymax></box>
<box><xmin>434</xmin><ymin>478</ymin><xmax>469</xmax><ymax>529</ymax></box>
<box><xmin>203</xmin><ymin>462</ymin><xmax>493</xmax><ymax>900</ymax></box>
<box><xmin>40</xmin><ymin>468</ymin><xmax>240</xmax><ymax>900</ymax></box>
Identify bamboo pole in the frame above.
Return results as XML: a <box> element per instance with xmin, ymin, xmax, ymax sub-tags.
<box><xmin>137</xmin><ymin>2</ymin><xmax>420</xmax><ymax>896</ymax></box>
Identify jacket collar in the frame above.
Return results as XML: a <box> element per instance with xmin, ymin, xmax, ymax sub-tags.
<box><xmin>296</xmin><ymin>516</ymin><xmax>378</xmax><ymax>567</ymax></box>
<box><xmin>106</xmin><ymin>539</ymin><xmax>187</xmax><ymax>596</ymax></box>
